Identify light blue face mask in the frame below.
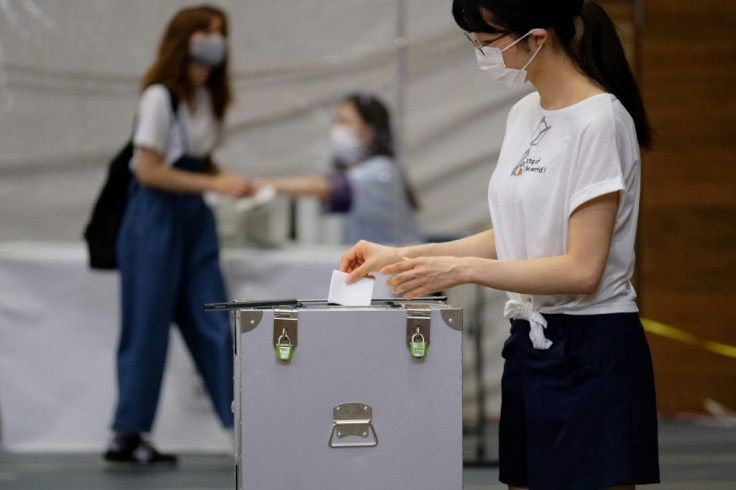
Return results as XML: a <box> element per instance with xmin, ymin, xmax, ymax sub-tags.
<box><xmin>191</xmin><ymin>34</ymin><xmax>226</xmax><ymax>67</ymax></box>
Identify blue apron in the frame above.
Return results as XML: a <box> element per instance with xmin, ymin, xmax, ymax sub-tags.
<box><xmin>113</xmin><ymin>155</ymin><xmax>233</xmax><ymax>432</ymax></box>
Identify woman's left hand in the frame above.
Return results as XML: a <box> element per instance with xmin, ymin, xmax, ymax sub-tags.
<box><xmin>381</xmin><ymin>256</ymin><xmax>468</xmax><ymax>299</ymax></box>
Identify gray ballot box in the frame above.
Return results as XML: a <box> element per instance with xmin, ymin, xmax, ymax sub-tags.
<box><xmin>211</xmin><ymin>298</ymin><xmax>463</xmax><ymax>490</ymax></box>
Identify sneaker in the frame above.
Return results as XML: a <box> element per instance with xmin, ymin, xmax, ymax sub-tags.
<box><xmin>103</xmin><ymin>434</ymin><xmax>178</xmax><ymax>470</ymax></box>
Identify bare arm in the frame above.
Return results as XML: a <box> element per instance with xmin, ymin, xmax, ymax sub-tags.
<box><xmin>403</xmin><ymin>229</ymin><xmax>496</xmax><ymax>260</ymax></box>
<box><xmin>341</xmin><ymin>229</ymin><xmax>496</xmax><ymax>283</ymax></box>
<box><xmin>135</xmin><ymin>147</ymin><xmax>252</xmax><ymax>198</ymax></box>
<box><xmin>384</xmin><ymin>192</ymin><xmax>619</xmax><ymax>298</ymax></box>
<box><xmin>255</xmin><ymin>176</ymin><xmax>329</xmax><ymax>200</ymax></box>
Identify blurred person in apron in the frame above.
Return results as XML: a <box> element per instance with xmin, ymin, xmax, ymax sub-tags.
<box><xmin>256</xmin><ymin>93</ymin><xmax>422</xmax><ymax>246</ymax></box>
<box><xmin>104</xmin><ymin>5</ymin><xmax>252</xmax><ymax>469</ymax></box>
<box><xmin>340</xmin><ymin>1</ymin><xmax>659</xmax><ymax>488</ymax></box>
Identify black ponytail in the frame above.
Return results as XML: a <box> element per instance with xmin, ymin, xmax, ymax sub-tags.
<box><xmin>571</xmin><ymin>3</ymin><xmax>653</xmax><ymax>149</ymax></box>
<box><xmin>452</xmin><ymin>0</ymin><xmax>654</xmax><ymax>149</ymax></box>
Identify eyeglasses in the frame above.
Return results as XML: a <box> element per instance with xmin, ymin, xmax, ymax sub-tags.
<box><xmin>463</xmin><ymin>31</ymin><xmax>508</xmax><ymax>55</ymax></box>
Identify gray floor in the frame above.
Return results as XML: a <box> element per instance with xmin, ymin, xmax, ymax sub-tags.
<box><xmin>1</xmin><ymin>421</ymin><xmax>734</xmax><ymax>489</ymax></box>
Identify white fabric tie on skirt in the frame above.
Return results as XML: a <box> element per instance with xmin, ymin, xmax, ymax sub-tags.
<box><xmin>503</xmin><ymin>294</ymin><xmax>553</xmax><ymax>350</ymax></box>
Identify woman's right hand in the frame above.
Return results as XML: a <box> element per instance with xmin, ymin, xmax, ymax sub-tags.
<box><xmin>212</xmin><ymin>173</ymin><xmax>254</xmax><ymax>199</ymax></box>
<box><xmin>340</xmin><ymin>240</ymin><xmax>405</xmax><ymax>284</ymax></box>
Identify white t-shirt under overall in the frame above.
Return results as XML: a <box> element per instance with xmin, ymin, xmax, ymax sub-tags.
<box><xmin>489</xmin><ymin>92</ymin><xmax>640</xmax><ymax>346</ymax></box>
<box><xmin>131</xmin><ymin>84</ymin><xmax>221</xmax><ymax>168</ymax></box>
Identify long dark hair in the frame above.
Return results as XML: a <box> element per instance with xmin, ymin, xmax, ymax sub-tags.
<box><xmin>452</xmin><ymin>0</ymin><xmax>653</xmax><ymax>149</ymax></box>
<box><xmin>141</xmin><ymin>5</ymin><xmax>232</xmax><ymax>121</ymax></box>
<box><xmin>338</xmin><ymin>93</ymin><xmax>420</xmax><ymax>210</ymax></box>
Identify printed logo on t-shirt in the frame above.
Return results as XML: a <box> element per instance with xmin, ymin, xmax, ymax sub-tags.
<box><xmin>511</xmin><ymin>117</ymin><xmax>550</xmax><ymax>177</ymax></box>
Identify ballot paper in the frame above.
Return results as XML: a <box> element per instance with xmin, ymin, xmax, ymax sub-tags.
<box><xmin>234</xmin><ymin>185</ymin><xmax>277</xmax><ymax>212</ymax></box>
<box><xmin>327</xmin><ymin>270</ymin><xmax>374</xmax><ymax>306</ymax></box>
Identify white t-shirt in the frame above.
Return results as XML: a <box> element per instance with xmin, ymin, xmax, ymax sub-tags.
<box><xmin>131</xmin><ymin>84</ymin><xmax>221</xmax><ymax>168</ymax></box>
<box><xmin>489</xmin><ymin>92</ymin><xmax>640</xmax><ymax>316</ymax></box>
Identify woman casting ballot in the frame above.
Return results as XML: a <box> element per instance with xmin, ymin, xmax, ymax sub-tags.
<box><xmin>340</xmin><ymin>0</ymin><xmax>659</xmax><ymax>489</ymax></box>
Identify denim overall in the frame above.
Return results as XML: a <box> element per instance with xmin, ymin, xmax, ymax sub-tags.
<box><xmin>112</xmin><ymin>155</ymin><xmax>233</xmax><ymax>432</ymax></box>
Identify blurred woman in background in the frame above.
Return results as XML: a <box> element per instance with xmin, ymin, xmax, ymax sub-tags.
<box><xmin>105</xmin><ymin>5</ymin><xmax>251</xmax><ymax>468</ymax></box>
<box><xmin>256</xmin><ymin>92</ymin><xmax>422</xmax><ymax>246</ymax></box>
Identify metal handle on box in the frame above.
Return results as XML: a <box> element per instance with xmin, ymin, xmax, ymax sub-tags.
<box><xmin>328</xmin><ymin>403</ymin><xmax>378</xmax><ymax>448</ymax></box>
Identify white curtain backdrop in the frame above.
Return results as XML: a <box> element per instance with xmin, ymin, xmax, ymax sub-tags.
<box><xmin>0</xmin><ymin>0</ymin><xmax>531</xmax><ymax>241</ymax></box>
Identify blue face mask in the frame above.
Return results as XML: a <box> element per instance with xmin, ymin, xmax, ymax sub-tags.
<box><xmin>191</xmin><ymin>34</ymin><xmax>226</xmax><ymax>67</ymax></box>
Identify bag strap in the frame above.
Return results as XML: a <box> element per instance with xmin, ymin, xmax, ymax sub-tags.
<box><xmin>164</xmin><ymin>85</ymin><xmax>180</xmax><ymax>114</ymax></box>
<box><xmin>130</xmin><ymin>84</ymin><xmax>181</xmax><ymax>137</ymax></box>
<box><xmin>163</xmin><ymin>85</ymin><xmax>188</xmax><ymax>152</ymax></box>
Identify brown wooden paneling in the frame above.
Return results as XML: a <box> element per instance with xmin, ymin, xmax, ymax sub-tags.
<box><xmin>637</xmin><ymin>0</ymin><xmax>736</xmax><ymax>414</ymax></box>
<box><xmin>640</xmin><ymin>209</ymin><xmax>736</xmax><ymax>293</ymax></box>
<box><xmin>646</xmin><ymin>331</ymin><xmax>736</xmax><ymax>413</ymax></box>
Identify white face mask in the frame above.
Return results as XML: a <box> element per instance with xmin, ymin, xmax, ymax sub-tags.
<box><xmin>475</xmin><ymin>30</ymin><xmax>543</xmax><ymax>87</ymax></box>
<box><xmin>330</xmin><ymin>125</ymin><xmax>364</xmax><ymax>162</ymax></box>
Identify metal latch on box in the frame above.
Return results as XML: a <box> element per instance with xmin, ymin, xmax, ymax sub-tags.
<box><xmin>329</xmin><ymin>403</ymin><xmax>378</xmax><ymax>448</ymax></box>
<box><xmin>274</xmin><ymin>307</ymin><xmax>298</xmax><ymax>362</ymax></box>
<box><xmin>405</xmin><ymin>304</ymin><xmax>431</xmax><ymax>358</ymax></box>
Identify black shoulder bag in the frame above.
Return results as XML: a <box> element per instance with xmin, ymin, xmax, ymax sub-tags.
<box><xmin>83</xmin><ymin>86</ymin><xmax>179</xmax><ymax>270</ymax></box>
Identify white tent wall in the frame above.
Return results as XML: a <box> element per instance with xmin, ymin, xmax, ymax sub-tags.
<box><xmin>0</xmin><ymin>0</ymin><xmax>531</xmax><ymax>242</ymax></box>
<box><xmin>0</xmin><ymin>0</ymin><xmax>531</xmax><ymax>427</ymax></box>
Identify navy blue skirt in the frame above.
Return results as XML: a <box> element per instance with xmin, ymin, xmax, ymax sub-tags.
<box><xmin>498</xmin><ymin>313</ymin><xmax>660</xmax><ymax>489</ymax></box>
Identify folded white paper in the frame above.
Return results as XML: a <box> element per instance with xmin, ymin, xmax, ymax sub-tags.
<box><xmin>234</xmin><ymin>185</ymin><xmax>277</xmax><ymax>213</ymax></box>
<box><xmin>327</xmin><ymin>270</ymin><xmax>374</xmax><ymax>306</ymax></box>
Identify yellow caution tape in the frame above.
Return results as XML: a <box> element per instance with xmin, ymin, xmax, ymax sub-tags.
<box><xmin>641</xmin><ymin>318</ymin><xmax>736</xmax><ymax>359</ymax></box>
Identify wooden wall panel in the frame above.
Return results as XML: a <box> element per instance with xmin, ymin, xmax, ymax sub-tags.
<box><xmin>637</xmin><ymin>0</ymin><xmax>736</xmax><ymax>414</ymax></box>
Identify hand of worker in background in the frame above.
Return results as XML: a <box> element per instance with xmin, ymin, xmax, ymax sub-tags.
<box><xmin>212</xmin><ymin>173</ymin><xmax>255</xmax><ymax>199</ymax></box>
<box><xmin>382</xmin><ymin>256</ymin><xmax>465</xmax><ymax>299</ymax></box>
<box><xmin>340</xmin><ymin>240</ymin><xmax>406</xmax><ymax>284</ymax></box>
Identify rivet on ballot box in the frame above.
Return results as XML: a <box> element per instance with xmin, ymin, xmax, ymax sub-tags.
<box><xmin>206</xmin><ymin>297</ymin><xmax>463</xmax><ymax>490</ymax></box>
